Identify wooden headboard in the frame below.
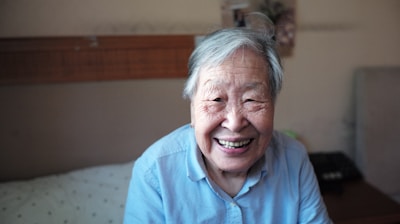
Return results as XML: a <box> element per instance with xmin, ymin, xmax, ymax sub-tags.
<box><xmin>0</xmin><ymin>35</ymin><xmax>194</xmax><ymax>85</ymax></box>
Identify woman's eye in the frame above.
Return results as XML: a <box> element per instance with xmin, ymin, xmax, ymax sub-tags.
<box><xmin>213</xmin><ymin>97</ymin><xmax>223</xmax><ymax>102</ymax></box>
<box><xmin>245</xmin><ymin>99</ymin><xmax>255</xmax><ymax>102</ymax></box>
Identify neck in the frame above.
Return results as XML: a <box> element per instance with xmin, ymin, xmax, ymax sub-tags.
<box><xmin>204</xmin><ymin>160</ymin><xmax>248</xmax><ymax>197</ymax></box>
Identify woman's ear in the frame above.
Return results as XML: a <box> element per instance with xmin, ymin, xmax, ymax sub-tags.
<box><xmin>190</xmin><ymin>102</ymin><xmax>195</xmax><ymax>128</ymax></box>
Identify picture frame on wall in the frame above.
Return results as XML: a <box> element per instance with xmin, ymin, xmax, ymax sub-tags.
<box><xmin>221</xmin><ymin>0</ymin><xmax>251</xmax><ymax>28</ymax></box>
<box><xmin>221</xmin><ymin>0</ymin><xmax>296</xmax><ymax>56</ymax></box>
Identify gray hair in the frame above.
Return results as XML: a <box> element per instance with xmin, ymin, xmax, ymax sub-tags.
<box><xmin>183</xmin><ymin>27</ymin><xmax>283</xmax><ymax>102</ymax></box>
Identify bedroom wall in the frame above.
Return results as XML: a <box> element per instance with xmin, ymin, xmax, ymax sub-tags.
<box><xmin>0</xmin><ymin>79</ymin><xmax>190</xmax><ymax>180</ymax></box>
<box><xmin>276</xmin><ymin>0</ymin><xmax>400</xmax><ymax>155</ymax></box>
<box><xmin>0</xmin><ymin>0</ymin><xmax>221</xmax><ymax>36</ymax></box>
<box><xmin>1</xmin><ymin>1</ymin><xmax>400</xmax><ymax>168</ymax></box>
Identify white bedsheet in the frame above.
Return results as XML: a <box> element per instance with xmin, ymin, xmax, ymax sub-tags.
<box><xmin>0</xmin><ymin>161</ymin><xmax>133</xmax><ymax>224</ymax></box>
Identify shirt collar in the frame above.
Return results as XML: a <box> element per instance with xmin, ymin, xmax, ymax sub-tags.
<box><xmin>186</xmin><ymin>127</ymin><xmax>208</xmax><ymax>181</ymax></box>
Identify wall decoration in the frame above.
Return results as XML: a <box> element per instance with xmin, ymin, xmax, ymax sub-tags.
<box><xmin>221</xmin><ymin>0</ymin><xmax>296</xmax><ymax>56</ymax></box>
<box><xmin>221</xmin><ymin>0</ymin><xmax>251</xmax><ymax>28</ymax></box>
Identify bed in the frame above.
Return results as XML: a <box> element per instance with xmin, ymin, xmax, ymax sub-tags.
<box><xmin>0</xmin><ymin>161</ymin><xmax>133</xmax><ymax>224</ymax></box>
<box><xmin>0</xmin><ymin>35</ymin><xmax>193</xmax><ymax>223</ymax></box>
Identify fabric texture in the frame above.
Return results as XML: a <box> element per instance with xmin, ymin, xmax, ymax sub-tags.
<box><xmin>0</xmin><ymin>162</ymin><xmax>133</xmax><ymax>224</ymax></box>
<box><xmin>124</xmin><ymin>124</ymin><xmax>332</xmax><ymax>224</ymax></box>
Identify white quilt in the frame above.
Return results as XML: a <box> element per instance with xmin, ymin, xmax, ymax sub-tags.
<box><xmin>0</xmin><ymin>161</ymin><xmax>133</xmax><ymax>224</ymax></box>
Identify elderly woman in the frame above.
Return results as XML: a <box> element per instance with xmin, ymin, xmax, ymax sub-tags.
<box><xmin>124</xmin><ymin>23</ymin><xmax>331</xmax><ymax>223</ymax></box>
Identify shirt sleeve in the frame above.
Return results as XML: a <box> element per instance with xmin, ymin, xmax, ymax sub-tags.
<box><xmin>123</xmin><ymin>160</ymin><xmax>164</xmax><ymax>223</ymax></box>
<box><xmin>298</xmin><ymin>153</ymin><xmax>332</xmax><ymax>224</ymax></box>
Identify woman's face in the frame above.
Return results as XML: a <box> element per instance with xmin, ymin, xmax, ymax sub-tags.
<box><xmin>191</xmin><ymin>48</ymin><xmax>275</xmax><ymax>174</ymax></box>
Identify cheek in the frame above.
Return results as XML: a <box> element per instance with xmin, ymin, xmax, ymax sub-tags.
<box><xmin>249</xmin><ymin>108</ymin><xmax>275</xmax><ymax>135</ymax></box>
<box><xmin>191</xmin><ymin>103</ymin><xmax>224</xmax><ymax>149</ymax></box>
<box><xmin>191</xmin><ymin>102</ymin><xmax>223</xmax><ymax>127</ymax></box>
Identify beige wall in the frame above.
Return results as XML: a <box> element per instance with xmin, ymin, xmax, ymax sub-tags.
<box><xmin>1</xmin><ymin>0</ymin><xmax>400</xmax><ymax>157</ymax></box>
<box><xmin>276</xmin><ymin>0</ymin><xmax>400</xmax><ymax>154</ymax></box>
<box><xmin>0</xmin><ymin>0</ymin><xmax>221</xmax><ymax>36</ymax></box>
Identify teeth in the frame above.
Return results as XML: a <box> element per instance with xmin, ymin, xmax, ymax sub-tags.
<box><xmin>218</xmin><ymin>139</ymin><xmax>251</xmax><ymax>148</ymax></box>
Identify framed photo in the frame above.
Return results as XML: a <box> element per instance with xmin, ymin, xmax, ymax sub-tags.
<box><xmin>221</xmin><ymin>0</ymin><xmax>251</xmax><ymax>28</ymax></box>
<box><xmin>221</xmin><ymin>0</ymin><xmax>296</xmax><ymax>56</ymax></box>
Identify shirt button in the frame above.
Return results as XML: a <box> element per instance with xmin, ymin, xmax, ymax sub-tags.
<box><xmin>230</xmin><ymin>202</ymin><xmax>237</xmax><ymax>207</ymax></box>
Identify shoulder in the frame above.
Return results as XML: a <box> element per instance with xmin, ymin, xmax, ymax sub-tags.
<box><xmin>266</xmin><ymin>131</ymin><xmax>310</xmax><ymax>174</ymax></box>
<box><xmin>271</xmin><ymin>130</ymin><xmax>308</xmax><ymax>159</ymax></box>
<box><xmin>135</xmin><ymin>124</ymin><xmax>195</xmax><ymax>168</ymax></box>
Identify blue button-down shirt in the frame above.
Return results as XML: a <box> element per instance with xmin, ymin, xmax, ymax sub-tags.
<box><xmin>124</xmin><ymin>124</ymin><xmax>331</xmax><ymax>223</ymax></box>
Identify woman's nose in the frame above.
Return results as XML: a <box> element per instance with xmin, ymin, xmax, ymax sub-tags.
<box><xmin>221</xmin><ymin>105</ymin><xmax>249</xmax><ymax>132</ymax></box>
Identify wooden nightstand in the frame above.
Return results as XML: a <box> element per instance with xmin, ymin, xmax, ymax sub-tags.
<box><xmin>323</xmin><ymin>180</ymin><xmax>400</xmax><ymax>224</ymax></box>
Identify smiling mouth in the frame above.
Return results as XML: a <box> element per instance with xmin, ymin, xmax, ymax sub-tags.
<box><xmin>217</xmin><ymin>139</ymin><xmax>252</xmax><ymax>149</ymax></box>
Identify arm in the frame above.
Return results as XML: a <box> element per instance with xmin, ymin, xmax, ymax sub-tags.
<box><xmin>123</xmin><ymin>161</ymin><xmax>164</xmax><ymax>223</ymax></box>
<box><xmin>298</xmin><ymin>154</ymin><xmax>332</xmax><ymax>224</ymax></box>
